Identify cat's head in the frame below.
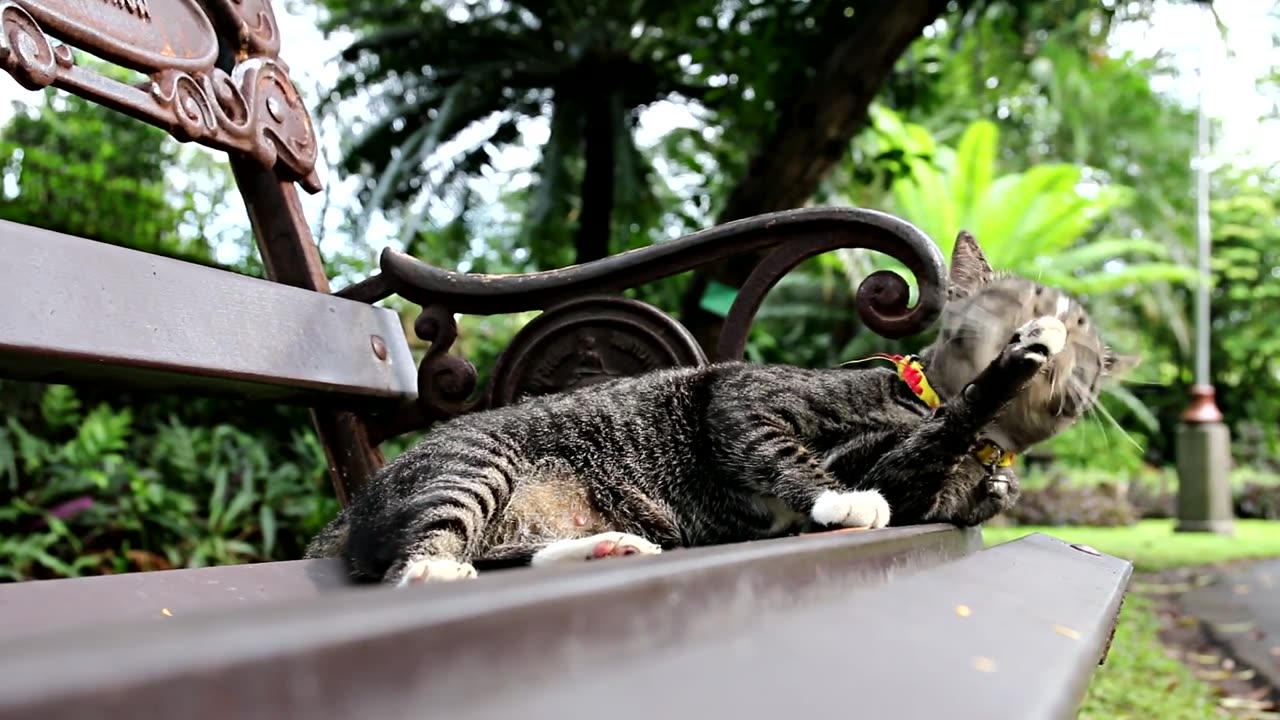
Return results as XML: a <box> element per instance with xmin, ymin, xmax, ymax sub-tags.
<box><xmin>923</xmin><ymin>231</ymin><xmax>1140</xmax><ymax>452</ymax></box>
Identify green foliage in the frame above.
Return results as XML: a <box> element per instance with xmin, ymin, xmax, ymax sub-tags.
<box><xmin>1039</xmin><ymin>420</ymin><xmax>1152</xmax><ymax>477</ymax></box>
<box><xmin>0</xmin><ymin>92</ymin><xmax>189</xmax><ymax>258</ymax></box>
<box><xmin>0</xmin><ymin>76</ymin><xmax>325</xmax><ymax>583</ymax></box>
<box><xmin>868</xmin><ymin>5</ymin><xmax>1207</xmax><ymax>468</ymax></box>
<box><xmin>0</xmin><ymin>383</ymin><xmax>335</xmax><ymax>581</ymax></box>
<box><xmin>866</xmin><ymin>106</ymin><xmax>1195</xmax><ymax>294</ymax></box>
<box><xmin>828</xmin><ymin>107</ymin><xmax>1190</xmax><ymax>442</ymax></box>
<box><xmin>1006</xmin><ymin>479</ymin><xmax>1141</xmax><ymax>528</ymax></box>
<box><xmin>1077</xmin><ymin>596</ymin><xmax>1225</xmax><ymax>720</ymax></box>
<box><xmin>1205</xmin><ymin>174</ymin><xmax>1280</xmax><ymax>453</ymax></box>
<box><xmin>318</xmin><ymin>0</ymin><xmax>700</xmax><ymax>261</ymax></box>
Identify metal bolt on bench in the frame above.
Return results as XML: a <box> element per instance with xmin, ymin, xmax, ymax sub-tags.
<box><xmin>0</xmin><ymin>1</ymin><xmax>1133</xmax><ymax>718</ymax></box>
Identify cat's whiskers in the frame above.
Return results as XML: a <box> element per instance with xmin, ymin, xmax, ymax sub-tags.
<box><xmin>1066</xmin><ymin>376</ymin><xmax>1141</xmax><ymax>452</ymax></box>
<box><xmin>1060</xmin><ymin>378</ymin><xmax>1097</xmax><ymax>453</ymax></box>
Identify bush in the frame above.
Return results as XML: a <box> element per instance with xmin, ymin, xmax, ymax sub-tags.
<box><xmin>0</xmin><ymin>383</ymin><xmax>336</xmax><ymax>581</ymax></box>
<box><xmin>1002</xmin><ymin>464</ymin><xmax>1280</xmax><ymax>527</ymax></box>
<box><xmin>1004</xmin><ymin>474</ymin><xmax>1140</xmax><ymax>527</ymax></box>
<box><xmin>1126</xmin><ymin>480</ymin><xmax>1175</xmax><ymax>519</ymax></box>
<box><xmin>1234</xmin><ymin>482</ymin><xmax>1280</xmax><ymax>520</ymax></box>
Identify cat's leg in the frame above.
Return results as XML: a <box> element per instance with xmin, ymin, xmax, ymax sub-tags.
<box><xmin>808</xmin><ymin>489</ymin><xmax>892</xmax><ymax>529</ymax></box>
<box><xmin>398</xmin><ymin>557</ymin><xmax>479</xmax><ymax>584</ymax></box>
<box><xmin>970</xmin><ymin>467</ymin><xmax>1021</xmax><ymax>525</ymax></box>
<box><xmin>530</xmin><ymin>532</ymin><xmax>664</xmax><ymax>565</ymax></box>
<box><xmin>345</xmin><ymin>450</ymin><xmax>519</xmax><ymax>586</ymax></box>
<box><xmin>923</xmin><ymin>465</ymin><xmax>1023</xmax><ymax>527</ymax></box>
<box><xmin>955</xmin><ymin>315</ymin><xmax>1069</xmax><ymax>428</ymax></box>
<box><xmin>854</xmin><ymin>317</ymin><xmax>1065</xmax><ymax>523</ymax></box>
<box><xmin>715</xmin><ymin>406</ymin><xmax>892</xmax><ymax>530</ymax></box>
<box><xmin>473</xmin><ymin>532</ymin><xmax>663</xmax><ymax>569</ymax></box>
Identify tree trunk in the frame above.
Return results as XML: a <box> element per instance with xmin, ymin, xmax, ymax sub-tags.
<box><xmin>679</xmin><ymin>0</ymin><xmax>955</xmax><ymax>355</ymax></box>
<box><xmin>575</xmin><ymin>94</ymin><xmax>615</xmax><ymax>265</ymax></box>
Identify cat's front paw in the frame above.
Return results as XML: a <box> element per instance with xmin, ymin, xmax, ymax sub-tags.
<box><xmin>1010</xmin><ymin>316</ymin><xmax>1068</xmax><ymax>364</ymax></box>
<box><xmin>396</xmin><ymin>557</ymin><xmax>478</xmax><ymax>587</ymax></box>
<box><xmin>531</xmin><ymin>532</ymin><xmax>663</xmax><ymax>566</ymax></box>
<box><xmin>810</xmin><ymin>490</ymin><xmax>891</xmax><ymax>529</ymax></box>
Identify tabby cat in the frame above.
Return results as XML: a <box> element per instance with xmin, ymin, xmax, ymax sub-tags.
<box><xmin>306</xmin><ymin>231</ymin><xmax>1138</xmax><ymax>585</ymax></box>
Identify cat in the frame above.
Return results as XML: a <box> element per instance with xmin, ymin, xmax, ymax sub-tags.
<box><xmin>305</xmin><ymin>231</ymin><xmax>1138</xmax><ymax>585</ymax></box>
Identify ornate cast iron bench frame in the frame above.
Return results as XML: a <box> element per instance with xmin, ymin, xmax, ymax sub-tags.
<box><xmin>0</xmin><ymin>2</ymin><xmax>1131</xmax><ymax>718</ymax></box>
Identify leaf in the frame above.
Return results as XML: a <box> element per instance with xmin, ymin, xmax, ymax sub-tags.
<box><xmin>207</xmin><ymin>467</ymin><xmax>229</xmax><ymax>531</ymax></box>
<box><xmin>260</xmin><ymin>506</ymin><xmax>277</xmax><ymax>557</ymax></box>
<box><xmin>221</xmin><ymin>483</ymin><xmax>258</xmax><ymax>529</ymax></box>
<box><xmin>950</xmin><ymin>119</ymin><xmax>997</xmax><ymax>223</ymax></box>
<box><xmin>1065</xmin><ymin>264</ymin><xmax>1199</xmax><ymax>294</ymax></box>
<box><xmin>1103</xmin><ymin>385</ymin><xmax>1160</xmax><ymax>434</ymax></box>
<box><xmin>1039</xmin><ymin>237</ymin><xmax>1173</xmax><ymax>270</ymax></box>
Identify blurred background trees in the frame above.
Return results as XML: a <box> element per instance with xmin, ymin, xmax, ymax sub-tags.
<box><xmin>2</xmin><ymin>0</ymin><xmax>1279</xmax><ymax>578</ymax></box>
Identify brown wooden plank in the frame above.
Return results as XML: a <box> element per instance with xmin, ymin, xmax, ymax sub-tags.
<box><xmin>0</xmin><ymin>529</ymin><xmax>1127</xmax><ymax>720</ymax></box>
<box><xmin>0</xmin><ymin>525</ymin><xmax>990</xmax><ymax>719</ymax></box>
<box><xmin>0</xmin><ymin>219</ymin><xmax>417</xmax><ymax>408</ymax></box>
<box><xmin>0</xmin><ymin>559</ymin><xmax>349</xmax><ymax>644</ymax></box>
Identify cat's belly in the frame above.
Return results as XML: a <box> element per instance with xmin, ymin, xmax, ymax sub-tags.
<box><xmin>484</xmin><ymin>472</ymin><xmax>611</xmax><ymax>548</ymax></box>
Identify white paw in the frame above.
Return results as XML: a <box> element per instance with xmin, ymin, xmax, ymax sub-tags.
<box><xmin>396</xmin><ymin>558</ymin><xmax>478</xmax><ymax>587</ymax></box>
<box><xmin>810</xmin><ymin>490</ymin><xmax>891</xmax><ymax>529</ymax></box>
<box><xmin>1014</xmin><ymin>316</ymin><xmax>1067</xmax><ymax>362</ymax></box>
<box><xmin>530</xmin><ymin>532</ymin><xmax>663</xmax><ymax>566</ymax></box>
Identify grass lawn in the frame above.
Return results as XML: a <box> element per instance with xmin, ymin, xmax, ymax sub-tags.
<box><xmin>983</xmin><ymin>519</ymin><xmax>1280</xmax><ymax>719</ymax></box>
<box><xmin>984</xmin><ymin>519</ymin><xmax>1280</xmax><ymax>572</ymax></box>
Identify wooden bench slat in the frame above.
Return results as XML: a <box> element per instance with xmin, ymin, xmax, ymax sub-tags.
<box><xmin>0</xmin><ymin>559</ymin><xmax>349</xmax><ymax>644</ymax></box>
<box><xmin>0</xmin><ymin>527</ymin><xmax>1133</xmax><ymax>720</ymax></box>
<box><xmin>0</xmin><ymin>220</ymin><xmax>417</xmax><ymax>406</ymax></box>
<box><xmin>0</xmin><ymin>525</ymin><xmax>975</xmax><ymax>646</ymax></box>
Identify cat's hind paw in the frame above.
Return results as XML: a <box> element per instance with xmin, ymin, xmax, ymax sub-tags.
<box><xmin>396</xmin><ymin>557</ymin><xmax>478</xmax><ymax>587</ymax></box>
<box><xmin>531</xmin><ymin>532</ymin><xmax>663</xmax><ymax>566</ymax></box>
<box><xmin>810</xmin><ymin>490</ymin><xmax>891</xmax><ymax>529</ymax></box>
<box><xmin>1011</xmin><ymin>316</ymin><xmax>1067</xmax><ymax>363</ymax></box>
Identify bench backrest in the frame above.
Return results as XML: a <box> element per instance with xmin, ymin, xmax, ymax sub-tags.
<box><xmin>0</xmin><ymin>0</ymin><xmax>412</xmax><ymax>504</ymax></box>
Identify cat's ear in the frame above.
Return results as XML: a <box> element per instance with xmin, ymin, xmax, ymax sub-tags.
<box><xmin>1103</xmin><ymin>347</ymin><xmax>1141</xmax><ymax>380</ymax></box>
<box><xmin>948</xmin><ymin>231</ymin><xmax>993</xmax><ymax>300</ymax></box>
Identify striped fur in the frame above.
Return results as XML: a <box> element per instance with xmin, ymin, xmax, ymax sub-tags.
<box><xmin>306</xmin><ymin>233</ymin><xmax>1138</xmax><ymax>584</ymax></box>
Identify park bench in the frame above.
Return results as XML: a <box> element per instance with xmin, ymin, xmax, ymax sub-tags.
<box><xmin>0</xmin><ymin>1</ymin><xmax>1132</xmax><ymax>718</ymax></box>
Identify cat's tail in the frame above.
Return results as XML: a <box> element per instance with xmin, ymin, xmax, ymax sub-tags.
<box><xmin>302</xmin><ymin>510</ymin><xmax>349</xmax><ymax>559</ymax></box>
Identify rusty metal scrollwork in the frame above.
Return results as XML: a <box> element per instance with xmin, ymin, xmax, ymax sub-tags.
<box><xmin>412</xmin><ymin>305</ymin><xmax>480</xmax><ymax>420</ymax></box>
<box><xmin>0</xmin><ymin>0</ymin><xmax>320</xmax><ymax>192</ymax></box>
<box><xmin>0</xmin><ymin>2</ymin><xmax>70</xmax><ymax>89</ymax></box>
<box><xmin>203</xmin><ymin>0</ymin><xmax>282</xmax><ymax>58</ymax></box>
<box><xmin>487</xmin><ymin>296</ymin><xmax>707</xmax><ymax>408</ymax></box>
<box><xmin>714</xmin><ymin>210</ymin><xmax>945</xmax><ymax>360</ymax></box>
<box><xmin>342</xmin><ymin>207</ymin><xmax>949</xmax><ymax>435</ymax></box>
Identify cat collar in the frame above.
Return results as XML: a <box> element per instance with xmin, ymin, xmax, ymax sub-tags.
<box><xmin>857</xmin><ymin>353</ymin><xmax>1016</xmax><ymax>470</ymax></box>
